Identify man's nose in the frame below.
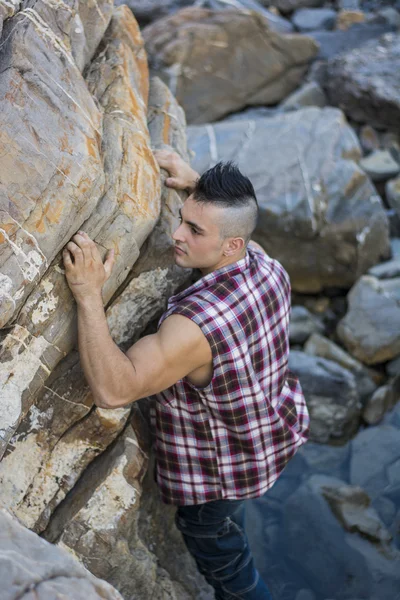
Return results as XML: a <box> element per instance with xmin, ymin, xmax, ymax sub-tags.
<box><xmin>172</xmin><ymin>222</ymin><xmax>185</xmax><ymax>242</ymax></box>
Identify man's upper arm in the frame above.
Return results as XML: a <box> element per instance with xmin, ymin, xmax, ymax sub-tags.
<box><xmin>125</xmin><ymin>314</ymin><xmax>212</xmax><ymax>401</ymax></box>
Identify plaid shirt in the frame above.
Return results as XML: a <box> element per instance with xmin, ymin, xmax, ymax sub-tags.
<box><xmin>151</xmin><ymin>244</ymin><xmax>309</xmax><ymax>506</ymax></box>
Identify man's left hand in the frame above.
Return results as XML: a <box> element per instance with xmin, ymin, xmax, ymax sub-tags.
<box><xmin>63</xmin><ymin>231</ymin><xmax>115</xmax><ymax>303</ymax></box>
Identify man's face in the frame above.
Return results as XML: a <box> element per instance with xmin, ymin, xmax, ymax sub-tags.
<box><xmin>172</xmin><ymin>195</ymin><xmax>227</xmax><ymax>273</ymax></box>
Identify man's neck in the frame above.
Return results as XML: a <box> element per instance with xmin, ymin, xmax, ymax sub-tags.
<box><xmin>199</xmin><ymin>248</ymin><xmax>247</xmax><ymax>276</ymax></box>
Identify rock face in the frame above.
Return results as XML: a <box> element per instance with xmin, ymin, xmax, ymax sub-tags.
<box><xmin>188</xmin><ymin>107</ymin><xmax>390</xmax><ymax>292</ymax></box>
<box><xmin>321</xmin><ymin>32</ymin><xmax>400</xmax><ymax>130</ymax></box>
<box><xmin>0</xmin><ymin>4</ymin><xmax>207</xmax><ymax>598</ymax></box>
<box><xmin>143</xmin><ymin>7</ymin><xmax>318</xmax><ymax>124</ymax></box>
<box><xmin>0</xmin><ymin>508</ymin><xmax>123</xmax><ymax>600</ymax></box>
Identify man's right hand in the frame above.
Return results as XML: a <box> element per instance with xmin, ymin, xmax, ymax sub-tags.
<box><xmin>154</xmin><ymin>149</ymin><xmax>199</xmax><ymax>193</ymax></box>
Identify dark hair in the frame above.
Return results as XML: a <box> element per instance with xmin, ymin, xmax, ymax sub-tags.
<box><xmin>193</xmin><ymin>161</ymin><xmax>258</xmax><ymax>209</ymax></box>
<box><xmin>192</xmin><ymin>162</ymin><xmax>259</xmax><ymax>242</ymax></box>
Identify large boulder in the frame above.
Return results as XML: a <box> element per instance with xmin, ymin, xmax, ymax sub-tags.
<box><xmin>337</xmin><ymin>275</ymin><xmax>400</xmax><ymax>364</ymax></box>
<box><xmin>0</xmin><ymin>71</ymin><xmax>188</xmax><ymax>537</ymax></box>
<box><xmin>188</xmin><ymin>107</ymin><xmax>390</xmax><ymax>292</ymax></box>
<box><xmin>0</xmin><ymin>5</ymin><xmax>161</xmax><ymax>457</ymax></box>
<box><xmin>320</xmin><ymin>32</ymin><xmax>400</xmax><ymax>130</ymax></box>
<box><xmin>0</xmin><ymin>508</ymin><xmax>122</xmax><ymax>600</ymax></box>
<box><xmin>288</xmin><ymin>350</ymin><xmax>361</xmax><ymax>443</ymax></box>
<box><xmin>46</xmin><ymin>424</ymin><xmax>212</xmax><ymax>599</ymax></box>
<box><xmin>142</xmin><ymin>7</ymin><xmax>318</xmax><ymax>124</ymax></box>
<box><xmin>0</xmin><ymin>4</ymin><xmax>206</xmax><ymax>598</ymax></box>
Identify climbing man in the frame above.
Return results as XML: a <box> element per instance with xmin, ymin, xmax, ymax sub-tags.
<box><xmin>63</xmin><ymin>150</ymin><xmax>310</xmax><ymax>600</ymax></box>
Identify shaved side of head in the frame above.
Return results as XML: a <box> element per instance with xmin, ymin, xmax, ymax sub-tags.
<box><xmin>192</xmin><ymin>162</ymin><xmax>259</xmax><ymax>243</ymax></box>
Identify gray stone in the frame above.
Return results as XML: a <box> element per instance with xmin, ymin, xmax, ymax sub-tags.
<box><xmin>386</xmin><ymin>176</ymin><xmax>400</xmax><ymax>219</ymax></box>
<box><xmin>289</xmin><ymin>306</ymin><xmax>325</xmax><ymax>344</ymax></box>
<box><xmin>309</xmin><ymin>24</ymin><xmax>394</xmax><ymax>60</ymax></box>
<box><xmin>387</xmin><ymin>355</ymin><xmax>400</xmax><ymax>378</ymax></box>
<box><xmin>304</xmin><ymin>333</ymin><xmax>377</xmax><ymax>402</ymax></box>
<box><xmin>143</xmin><ymin>8</ymin><xmax>318</xmax><ymax>125</ymax></box>
<box><xmin>280</xmin><ymin>81</ymin><xmax>327</xmax><ymax>111</ymax></box>
<box><xmin>0</xmin><ymin>508</ymin><xmax>122</xmax><ymax>600</ymax></box>
<box><xmin>368</xmin><ymin>257</ymin><xmax>400</xmax><ymax>279</ymax></box>
<box><xmin>338</xmin><ymin>0</ymin><xmax>360</xmax><ymax>8</ymax></box>
<box><xmin>337</xmin><ymin>275</ymin><xmax>400</xmax><ymax>364</ymax></box>
<box><xmin>114</xmin><ymin>0</ymin><xmax>194</xmax><ymax>26</ymax></box>
<box><xmin>375</xmin><ymin>7</ymin><xmax>400</xmax><ymax>28</ymax></box>
<box><xmin>266</xmin><ymin>0</ymin><xmax>324</xmax><ymax>12</ymax></box>
<box><xmin>197</xmin><ymin>0</ymin><xmax>294</xmax><ymax>33</ymax></box>
<box><xmin>288</xmin><ymin>351</ymin><xmax>360</xmax><ymax>443</ymax></box>
<box><xmin>293</xmin><ymin>8</ymin><xmax>336</xmax><ymax>32</ymax></box>
<box><xmin>321</xmin><ymin>482</ymin><xmax>392</xmax><ymax>545</ymax></box>
<box><xmin>320</xmin><ymin>33</ymin><xmax>400</xmax><ymax>130</ymax></box>
<box><xmin>362</xmin><ymin>385</ymin><xmax>395</xmax><ymax>425</ymax></box>
<box><xmin>188</xmin><ymin>107</ymin><xmax>390</xmax><ymax>293</ymax></box>
<box><xmin>358</xmin><ymin>124</ymin><xmax>380</xmax><ymax>154</ymax></box>
<box><xmin>350</xmin><ymin>425</ymin><xmax>400</xmax><ymax>498</ymax></box>
<box><xmin>284</xmin><ymin>475</ymin><xmax>371</xmax><ymax>599</ymax></box>
<box><xmin>359</xmin><ymin>150</ymin><xmax>400</xmax><ymax>182</ymax></box>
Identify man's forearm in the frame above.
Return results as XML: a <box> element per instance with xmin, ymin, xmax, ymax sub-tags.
<box><xmin>76</xmin><ymin>294</ymin><xmax>137</xmax><ymax>408</ymax></box>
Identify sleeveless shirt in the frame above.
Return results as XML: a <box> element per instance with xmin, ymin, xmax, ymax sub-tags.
<box><xmin>151</xmin><ymin>244</ymin><xmax>309</xmax><ymax>506</ymax></box>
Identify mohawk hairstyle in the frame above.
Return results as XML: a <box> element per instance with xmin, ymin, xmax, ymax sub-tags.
<box><xmin>193</xmin><ymin>161</ymin><xmax>258</xmax><ymax>208</ymax></box>
<box><xmin>192</xmin><ymin>161</ymin><xmax>259</xmax><ymax>242</ymax></box>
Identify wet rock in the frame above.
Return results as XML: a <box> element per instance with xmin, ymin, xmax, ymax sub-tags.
<box><xmin>304</xmin><ymin>333</ymin><xmax>377</xmax><ymax>402</ymax></box>
<box><xmin>359</xmin><ymin>150</ymin><xmax>400</xmax><ymax>182</ymax></box>
<box><xmin>337</xmin><ymin>275</ymin><xmax>400</xmax><ymax>364</ymax></box>
<box><xmin>280</xmin><ymin>81</ymin><xmax>327</xmax><ymax>111</ymax></box>
<box><xmin>143</xmin><ymin>7</ymin><xmax>318</xmax><ymax>124</ymax></box>
<box><xmin>288</xmin><ymin>351</ymin><xmax>360</xmax><ymax>443</ymax></box>
<box><xmin>0</xmin><ymin>508</ymin><xmax>122</xmax><ymax>600</ymax></box>
<box><xmin>289</xmin><ymin>306</ymin><xmax>325</xmax><ymax>344</ymax></box>
<box><xmin>321</xmin><ymin>33</ymin><xmax>400</xmax><ymax>130</ymax></box>
<box><xmin>188</xmin><ymin>107</ymin><xmax>390</xmax><ymax>293</ymax></box>
<box><xmin>293</xmin><ymin>8</ymin><xmax>336</xmax><ymax>32</ymax></box>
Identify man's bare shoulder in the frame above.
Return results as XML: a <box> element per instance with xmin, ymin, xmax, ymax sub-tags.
<box><xmin>159</xmin><ymin>313</ymin><xmax>209</xmax><ymax>347</ymax></box>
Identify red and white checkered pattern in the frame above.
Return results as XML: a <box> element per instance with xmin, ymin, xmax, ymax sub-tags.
<box><xmin>151</xmin><ymin>245</ymin><xmax>309</xmax><ymax>506</ymax></box>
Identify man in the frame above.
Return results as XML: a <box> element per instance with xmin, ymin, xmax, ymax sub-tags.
<box><xmin>63</xmin><ymin>151</ymin><xmax>309</xmax><ymax>600</ymax></box>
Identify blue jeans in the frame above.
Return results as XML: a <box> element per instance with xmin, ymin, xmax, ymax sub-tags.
<box><xmin>176</xmin><ymin>498</ymin><xmax>272</xmax><ymax>600</ymax></box>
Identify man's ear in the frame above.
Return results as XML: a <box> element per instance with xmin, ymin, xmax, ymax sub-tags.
<box><xmin>223</xmin><ymin>237</ymin><xmax>245</xmax><ymax>256</ymax></box>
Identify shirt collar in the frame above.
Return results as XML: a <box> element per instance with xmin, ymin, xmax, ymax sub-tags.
<box><xmin>169</xmin><ymin>249</ymin><xmax>251</xmax><ymax>306</ymax></box>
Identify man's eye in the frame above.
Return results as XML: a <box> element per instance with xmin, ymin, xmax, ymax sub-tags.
<box><xmin>191</xmin><ymin>227</ymin><xmax>199</xmax><ymax>235</ymax></box>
